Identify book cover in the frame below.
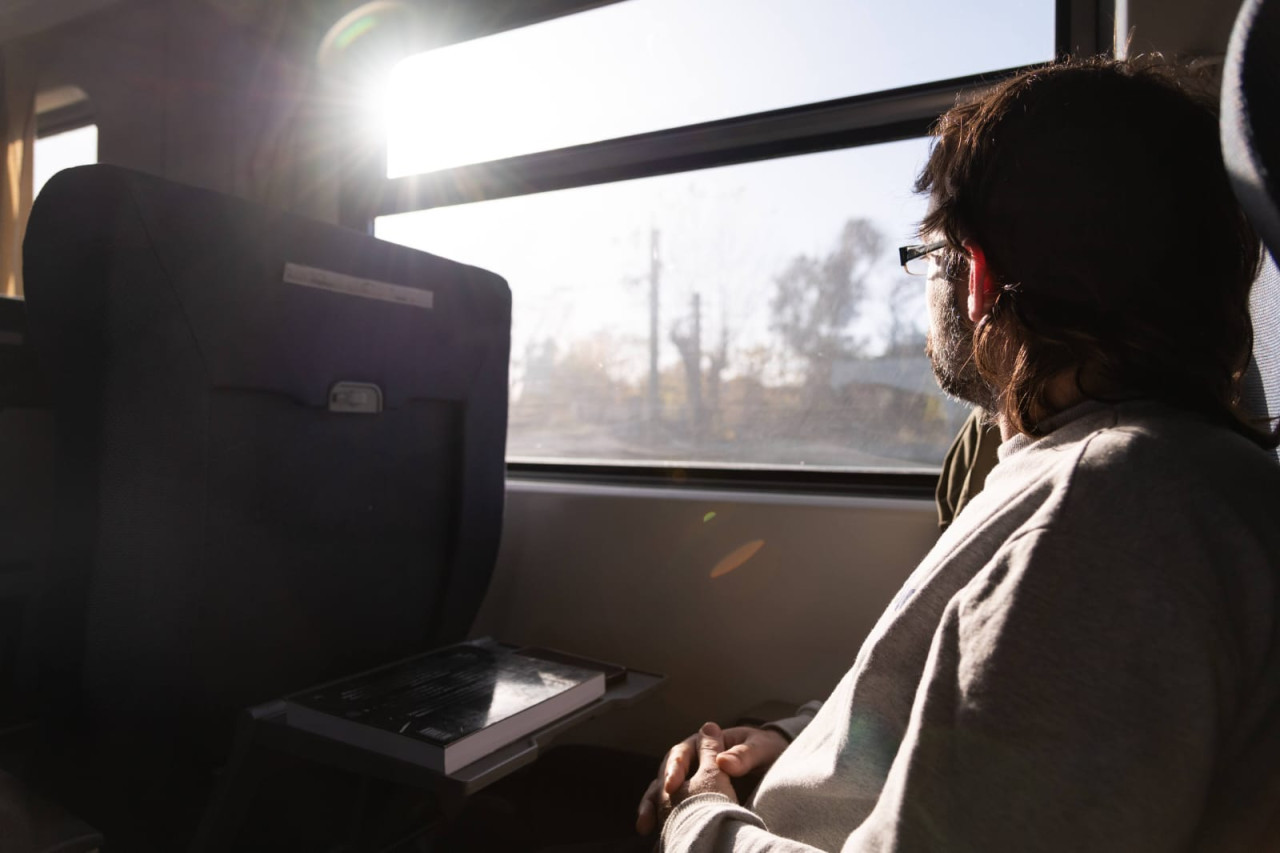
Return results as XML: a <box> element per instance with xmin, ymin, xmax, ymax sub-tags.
<box><xmin>283</xmin><ymin>639</ymin><xmax>607</xmax><ymax>774</ymax></box>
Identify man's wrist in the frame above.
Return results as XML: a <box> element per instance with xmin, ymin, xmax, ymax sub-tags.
<box><xmin>661</xmin><ymin>793</ymin><xmax>765</xmax><ymax>849</ymax></box>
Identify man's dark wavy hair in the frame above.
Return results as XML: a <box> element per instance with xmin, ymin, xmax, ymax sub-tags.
<box><xmin>915</xmin><ymin>55</ymin><xmax>1276</xmax><ymax>447</ymax></box>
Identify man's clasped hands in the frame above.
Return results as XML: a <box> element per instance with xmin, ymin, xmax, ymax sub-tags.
<box><xmin>635</xmin><ymin>723</ymin><xmax>790</xmax><ymax>836</ymax></box>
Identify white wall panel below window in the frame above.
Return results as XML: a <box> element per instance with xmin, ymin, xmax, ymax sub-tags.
<box><xmin>471</xmin><ymin>480</ymin><xmax>940</xmax><ymax>756</ymax></box>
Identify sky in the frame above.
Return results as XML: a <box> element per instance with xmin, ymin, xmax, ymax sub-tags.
<box><xmin>368</xmin><ymin>0</ymin><xmax>1056</xmax><ymax>385</ymax></box>
<box><xmin>380</xmin><ymin>0</ymin><xmax>1054</xmax><ymax>178</ymax></box>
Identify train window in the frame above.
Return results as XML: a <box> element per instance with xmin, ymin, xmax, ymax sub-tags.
<box><xmin>33</xmin><ymin>124</ymin><xmax>97</xmax><ymax>200</ymax></box>
<box><xmin>367</xmin><ymin>0</ymin><xmax>1068</xmax><ymax>472</ymax></box>
<box><xmin>378</xmin><ymin>137</ymin><xmax>970</xmax><ymax>470</ymax></box>
<box><xmin>34</xmin><ymin>86</ymin><xmax>96</xmax><ymax>201</ymax></box>
<box><xmin>381</xmin><ymin>0</ymin><xmax>1055</xmax><ymax>178</ymax></box>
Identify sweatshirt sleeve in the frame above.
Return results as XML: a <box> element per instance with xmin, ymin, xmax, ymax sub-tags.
<box><xmin>659</xmin><ymin>700</ymin><xmax>824</xmax><ymax>853</ymax></box>
<box><xmin>763</xmin><ymin>700</ymin><xmax>822</xmax><ymax>742</ymax></box>
<box><xmin>660</xmin><ymin>794</ymin><xmax>829</xmax><ymax>853</ymax></box>
<box><xmin>845</xmin><ymin>523</ymin><xmax>1226</xmax><ymax>853</ymax></box>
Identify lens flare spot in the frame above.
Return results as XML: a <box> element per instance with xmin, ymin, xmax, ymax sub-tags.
<box><xmin>703</xmin><ymin>511</ymin><xmax>717</xmax><ymax>523</ymax></box>
<box><xmin>710</xmin><ymin>539</ymin><xmax>765</xmax><ymax>579</ymax></box>
<box><xmin>316</xmin><ymin>1</ymin><xmax>417</xmax><ymax>69</ymax></box>
<box><xmin>335</xmin><ymin>16</ymin><xmax>379</xmax><ymax>51</ymax></box>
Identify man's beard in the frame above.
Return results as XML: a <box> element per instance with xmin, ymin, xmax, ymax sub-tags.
<box><xmin>926</xmin><ymin>282</ymin><xmax>997</xmax><ymax>411</ymax></box>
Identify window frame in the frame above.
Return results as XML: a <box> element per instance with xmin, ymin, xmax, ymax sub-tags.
<box><xmin>343</xmin><ymin>0</ymin><xmax>1109</xmax><ymax>491</ymax></box>
<box><xmin>33</xmin><ymin>88</ymin><xmax>98</xmax><ymax>201</ymax></box>
<box><xmin>35</xmin><ymin>95</ymin><xmax>95</xmax><ymax>141</ymax></box>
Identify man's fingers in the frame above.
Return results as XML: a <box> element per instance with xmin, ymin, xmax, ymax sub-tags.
<box><xmin>714</xmin><ymin>743</ymin><xmax>755</xmax><ymax>776</ymax></box>
<box><xmin>720</xmin><ymin>726</ymin><xmax>754</xmax><ymax>749</ymax></box>
<box><xmin>717</xmin><ymin>728</ymin><xmax>789</xmax><ymax>776</ymax></box>
<box><xmin>642</xmin><ymin>727</ymin><xmax>730</xmax><ymax>836</ymax></box>
<box><xmin>636</xmin><ymin>778</ymin><xmax>662</xmax><ymax>835</ymax></box>
<box><xmin>698</xmin><ymin>722</ymin><xmax>725</xmax><ymax>770</ymax></box>
<box><xmin>663</xmin><ymin>736</ymin><xmax>697</xmax><ymax>794</ymax></box>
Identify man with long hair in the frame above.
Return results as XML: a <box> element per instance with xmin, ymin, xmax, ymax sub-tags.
<box><xmin>641</xmin><ymin>56</ymin><xmax>1280</xmax><ymax>852</ymax></box>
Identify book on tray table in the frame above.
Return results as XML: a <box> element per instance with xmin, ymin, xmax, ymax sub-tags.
<box><xmin>283</xmin><ymin>638</ymin><xmax>613</xmax><ymax>774</ymax></box>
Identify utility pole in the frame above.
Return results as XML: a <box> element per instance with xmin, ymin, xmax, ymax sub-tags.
<box><xmin>648</xmin><ymin>228</ymin><xmax>661</xmax><ymax>427</ymax></box>
<box><xmin>689</xmin><ymin>292</ymin><xmax>703</xmax><ymax>439</ymax></box>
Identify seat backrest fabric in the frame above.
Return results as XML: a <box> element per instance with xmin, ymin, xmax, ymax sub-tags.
<box><xmin>1224</xmin><ymin>0</ymin><xmax>1280</xmax><ymax>459</ymax></box>
<box><xmin>21</xmin><ymin>165</ymin><xmax>510</xmax><ymax>766</ymax></box>
<box><xmin>0</xmin><ymin>296</ymin><xmax>54</xmax><ymax>727</ymax></box>
<box><xmin>1223</xmin><ymin>0</ymin><xmax>1280</xmax><ymax>256</ymax></box>
<box><xmin>1243</xmin><ymin>253</ymin><xmax>1280</xmax><ymax>462</ymax></box>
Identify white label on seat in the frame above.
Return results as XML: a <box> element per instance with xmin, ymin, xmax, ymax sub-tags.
<box><xmin>283</xmin><ymin>262</ymin><xmax>433</xmax><ymax>310</ymax></box>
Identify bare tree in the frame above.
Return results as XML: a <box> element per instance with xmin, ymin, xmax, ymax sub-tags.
<box><xmin>885</xmin><ymin>275</ymin><xmax>928</xmax><ymax>357</ymax></box>
<box><xmin>769</xmin><ymin>218</ymin><xmax>884</xmax><ymax>390</ymax></box>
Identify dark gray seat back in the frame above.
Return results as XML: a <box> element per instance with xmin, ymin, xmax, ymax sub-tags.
<box><xmin>0</xmin><ymin>296</ymin><xmax>53</xmax><ymax>729</ymax></box>
<box><xmin>21</xmin><ymin>165</ymin><xmax>510</xmax><ymax>840</ymax></box>
<box><xmin>1224</xmin><ymin>0</ymin><xmax>1280</xmax><ymax>459</ymax></box>
<box><xmin>1243</xmin><ymin>254</ymin><xmax>1280</xmax><ymax>457</ymax></box>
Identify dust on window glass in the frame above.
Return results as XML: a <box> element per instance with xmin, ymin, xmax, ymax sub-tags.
<box><xmin>377</xmin><ymin>138</ymin><xmax>972</xmax><ymax>470</ymax></box>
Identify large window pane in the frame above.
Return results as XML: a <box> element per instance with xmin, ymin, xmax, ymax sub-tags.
<box><xmin>33</xmin><ymin>124</ymin><xmax>98</xmax><ymax>199</ymax></box>
<box><xmin>377</xmin><ymin>138</ymin><xmax>971</xmax><ymax>471</ymax></box>
<box><xmin>384</xmin><ymin>0</ymin><xmax>1054</xmax><ymax>177</ymax></box>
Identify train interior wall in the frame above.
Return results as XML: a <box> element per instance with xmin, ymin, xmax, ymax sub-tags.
<box><xmin>0</xmin><ymin>0</ymin><xmax>1246</xmax><ymax>757</ymax></box>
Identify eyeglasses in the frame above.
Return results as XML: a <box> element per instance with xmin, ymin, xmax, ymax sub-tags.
<box><xmin>899</xmin><ymin>240</ymin><xmax>972</xmax><ymax>280</ymax></box>
<box><xmin>898</xmin><ymin>240</ymin><xmax>947</xmax><ymax>276</ymax></box>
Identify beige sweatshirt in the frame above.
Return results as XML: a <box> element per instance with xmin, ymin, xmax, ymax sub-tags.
<box><xmin>662</xmin><ymin>401</ymin><xmax>1280</xmax><ymax>852</ymax></box>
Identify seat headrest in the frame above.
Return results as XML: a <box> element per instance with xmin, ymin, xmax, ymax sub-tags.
<box><xmin>1223</xmin><ymin>0</ymin><xmax>1280</xmax><ymax>260</ymax></box>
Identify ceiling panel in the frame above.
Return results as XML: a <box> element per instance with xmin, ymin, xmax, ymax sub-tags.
<box><xmin>0</xmin><ymin>0</ymin><xmax>122</xmax><ymax>44</ymax></box>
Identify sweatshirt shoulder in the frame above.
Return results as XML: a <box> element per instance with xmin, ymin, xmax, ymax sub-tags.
<box><xmin>1066</xmin><ymin>404</ymin><xmax>1280</xmax><ymax>500</ymax></box>
<box><xmin>1012</xmin><ymin>402</ymin><xmax>1280</xmax><ymax>578</ymax></box>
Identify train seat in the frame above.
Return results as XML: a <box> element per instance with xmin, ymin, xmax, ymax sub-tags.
<box><xmin>1224</xmin><ymin>0</ymin><xmax>1280</xmax><ymax>456</ymax></box>
<box><xmin>20</xmin><ymin>164</ymin><xmax>511</xmax><ymax>850</ymax></box>
<box><xmin>0</xmin><ymin>296</ymin><xmax>54</xmax><ymax>730</ymax></box>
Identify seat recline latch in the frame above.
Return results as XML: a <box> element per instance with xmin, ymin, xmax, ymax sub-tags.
<box><xmin>329</xmin><ymin>381</ymin><xmax>383</xmax><ymax>414</ymax></box>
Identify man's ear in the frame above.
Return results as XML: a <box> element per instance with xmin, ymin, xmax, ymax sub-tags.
<box><xmin>965</xmin><ymin>242</ymin><xmax>996</xmax><ymax>324</ymax></box>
